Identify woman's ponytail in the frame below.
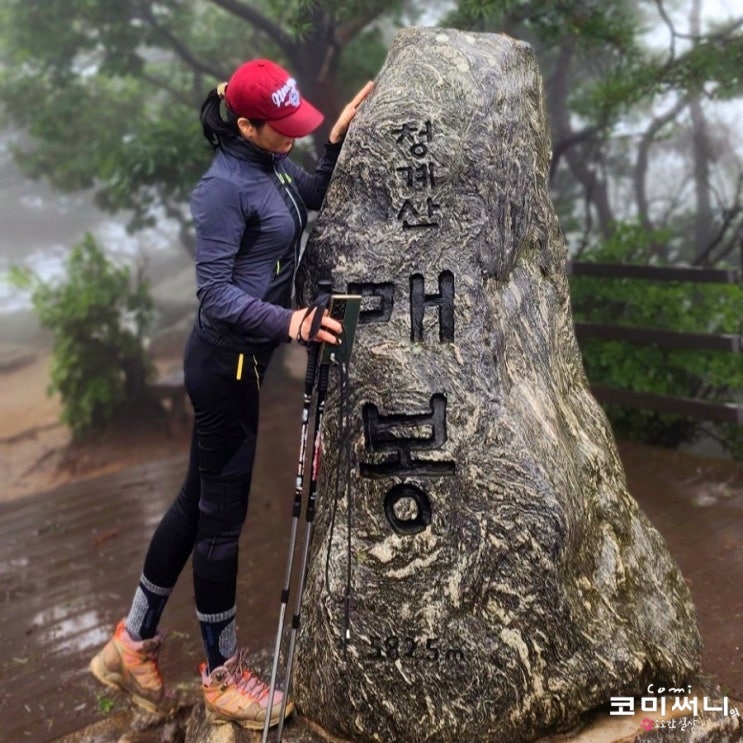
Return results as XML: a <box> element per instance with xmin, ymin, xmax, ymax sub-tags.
<box><xmin>200</xmin><ymin>87</ymin><xmax>239</xmax><ymax>149</ymax></box>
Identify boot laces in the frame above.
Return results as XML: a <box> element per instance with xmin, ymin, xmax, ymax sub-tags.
<box><xmin>232</xmin><ymin>649</ymin><xmax>270</xmax><ymax>703</ymax></box>
<box><xmin>130</xmin><ymin>637</ymin><xmax>163</xmax><ymax>684</ymax></box>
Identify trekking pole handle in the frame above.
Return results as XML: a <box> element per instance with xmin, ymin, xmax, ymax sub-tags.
<box><xmin>317</xmin><ymin>358</ymin><xmax>330</xmax><ymax>397</ymax></box>
<box><xmin>304</xmin><ymin>342</ymin><xmax>319</xmax><ymax>395</ymax></box>
<box><xmin>305</xmin><ymin>364</ymin><xmax>330</xmax><ymax>524</ymax></box>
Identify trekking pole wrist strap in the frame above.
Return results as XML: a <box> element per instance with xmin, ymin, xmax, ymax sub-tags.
<box><xmin>296</xmin><ymin>291</ymin><xmax>331</xmax><ymax>346</ymax></box>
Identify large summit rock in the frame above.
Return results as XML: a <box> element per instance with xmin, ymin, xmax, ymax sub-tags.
<box><xmin>293</xmin><ymin>27</ymin><xmax>701</xmax><ymax>743</ymax></box>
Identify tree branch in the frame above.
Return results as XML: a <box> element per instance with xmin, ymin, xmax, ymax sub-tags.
<box><xmin>550</xmin><ymin>126</ymin><xmax>601</xmax><ymax>181</ymax></box>
<box><xmin>653</xmin><ymin>0</ymin><xmax>677</xmax><ymax>59</ymax></box>
<box><xmin>139</xmin><ymin>72</ymin><xmax>196</xmax><ymax>108</ymax></box>
<box><xmin>206</xmin><ymin>0</ymin><xmax>296</xmax><ymax>52</ymax></box>
<box><xmin>548</xmin><ymin>38</ymin><xmax>615</xmax><ymax>237</ymax></box>
<box><xmin>693</xmin><ymin>176</ymin><xmax>743</xmax><ymax>266</ymax></box>
<box><xmin>335</xmin><ymin>2</ymin><xmax>394</xmax><ymax>46</ymax></box>
<box><xmin>135</xmin><ymin>3</ymin><xmax>226</xmax><ymax>82</ymax></box>
<box><xmin>633</xmin><ymin>94</ymin><xmax>691</xmax><ymax>234</ymax></box>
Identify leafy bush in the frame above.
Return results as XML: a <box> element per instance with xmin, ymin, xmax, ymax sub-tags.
<box><xmin>11</xmin><ymin>233</ymin><xmax>156</xmax><ymax>439</ymax></box>
<box><xmin>570</xmin><ymin>224</ymin><xmax>743</xmax><ymax>458</ymax></box>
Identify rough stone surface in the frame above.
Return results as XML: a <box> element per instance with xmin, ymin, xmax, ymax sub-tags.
<box><xmin>292</xmin><ymin>26</ymin><xmax>702</xmax><ymax>743</ymax></box>
<box><xmin>183</xmin><ymin>705</ymin><xmax>335</xmax><ymax>743</ymax></box>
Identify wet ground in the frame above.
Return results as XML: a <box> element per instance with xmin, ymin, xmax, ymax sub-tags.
<box><xmin>617</xmin><ymin>439</ymin><xmax>743</xmax><ymax>699</ymax></box>
<box><xmin>0</xmin><ymin>347</ymin><xmax>304</xmax><ymax>743</ymax></box>
<box><xmin>0</xmin><ymin>345</ymin><xmax>741</xmax><ymax>743</ymax></box>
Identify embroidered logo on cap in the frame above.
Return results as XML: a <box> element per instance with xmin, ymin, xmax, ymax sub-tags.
<box><xmin>272</xmin><ymin>78</ymin><xmax>301</xmax><ymax>110</ymax></box>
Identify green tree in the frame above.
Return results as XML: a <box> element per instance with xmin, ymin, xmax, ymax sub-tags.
<box><xmin>2</xmin><ymin>1</ymin><xmax>740</xmax><ymax>260</ymax></box>
<box><xmin>2</xmin><ymin>1</ymin><xmax>741</xmax><ymax>452</ymax></box>
<box><xmin>10</xmin><ymin>234</ymin><xmax>156</xmax><ymax>439</ymax></box>
<box><xmin>569</xmin><ymin>222</ymin><xmax>743</xmax><ymax>457</ymax></box>
<box><xmin>446</xmin><ymin>0</ymin><xmax>743</xmax><ymax>267</ymax></box>
<box><xmin>0</xmin><ymin>0</ymin><xmax>411</xmax><ymax>246</ymax></box>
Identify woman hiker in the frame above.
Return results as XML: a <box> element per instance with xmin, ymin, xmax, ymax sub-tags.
<box><xmin>89</xmin><ymin>58</ymin><xmax>374</xmax><ymax>730</ymax></box>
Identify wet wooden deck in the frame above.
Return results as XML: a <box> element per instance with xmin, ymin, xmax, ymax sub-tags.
<box><xmin>1</xmin><ymin>387</ymin><xmax>742</xmax><ymax>741</ymax></box>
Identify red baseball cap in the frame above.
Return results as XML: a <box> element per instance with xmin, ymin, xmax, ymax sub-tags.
<box><xmin>224</xmin><ymin>59</ymin><xmax>324</xmax><ymax>138</ymax></box>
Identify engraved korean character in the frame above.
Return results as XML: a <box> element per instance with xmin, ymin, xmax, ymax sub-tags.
<box><xmin>397</xmin><ymin>197</ymin><xmax>441</xmax><ymax>230</ymax></box>
<box><xmin>396</xmin><ymin>163</ymin><xmax>437</xmax><ymax>189</ymax></box>
<box><xmin>394</xmin><ymin>120</ymin><xmax>433</xmax><ymax>158</ymax></box>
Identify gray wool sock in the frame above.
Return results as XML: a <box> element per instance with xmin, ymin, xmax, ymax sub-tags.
<box><xmin>196</xmin><ymin>605</ymin><xmax>237</xmax><ymax>673</ymax></box>
<box><xmin>125</xmin><ymin>574</ymin><xmax>172</xmax><ymax>640</ymax></box>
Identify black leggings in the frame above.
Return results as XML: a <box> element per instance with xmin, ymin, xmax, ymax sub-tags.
<box><xmin>141</xmin><ymin>329</ymin><xmax>272</xmax><ymax>615</ymax></box>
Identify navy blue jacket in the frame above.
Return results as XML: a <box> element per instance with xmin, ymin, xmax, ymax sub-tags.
<box><xmin>190</xmin><ymin>137</ymin><xmax>341</xmax><ymax>353</ymax></box>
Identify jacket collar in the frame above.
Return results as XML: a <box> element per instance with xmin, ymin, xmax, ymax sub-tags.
<box><xmin>221</xmin><ymin>136</ymin><xmax>275</xmax><ymax>168</ymax></box>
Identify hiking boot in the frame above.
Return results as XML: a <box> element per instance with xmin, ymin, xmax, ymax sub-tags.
<box><xmin>201</xmin><ymin>649</ymin><xmax>294</xmax><ymax>729</ymax></box>
<box><xmin>89</xmin><ymin>619</ymin><xmax>164</xmax><ymax>712</ymax></box>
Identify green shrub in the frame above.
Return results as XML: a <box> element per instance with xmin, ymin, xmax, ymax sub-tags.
<box><xmin>11</xmin><ymin>233</ymin><xmax>156</xmax><ymax>439</ymax></box>
<box><xmin>570</xmin><ymin>224</ymin><xmax>743</xmax><ymax>458</ymax></box>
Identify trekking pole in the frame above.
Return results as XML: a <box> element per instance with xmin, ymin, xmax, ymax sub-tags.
<box><xmin>275</xmin><ymin>360</ymin><xmax>331</xmax><ymax>743</ymax></box>
<box><xmin>261</xmin><ymin>341</ymin><xmax>320</xmax><ymax>743</ymax></box>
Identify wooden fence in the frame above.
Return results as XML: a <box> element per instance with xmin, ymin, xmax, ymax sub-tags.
<box><xmin>569</xmin><ymin>261</ymin><xmax>743</xmax><ymax>426</ymax></box>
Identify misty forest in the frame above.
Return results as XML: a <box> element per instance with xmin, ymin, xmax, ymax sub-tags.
<box><xmin>0</xmin><ymin>0</ymin><xmax>741</xmax><ymax>454</ymax></box>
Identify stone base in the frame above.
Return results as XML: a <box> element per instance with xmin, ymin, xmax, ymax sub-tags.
<box><xmin>181</xmin><ymin>685</ymin><xmax>743</xmax><ymax>743</ymax></box>
<box><xmin>54</xmin><ymin>693</ymin><xmax>741</xmax><ymax>743</ymax></box>
<box><xmin>184</xmin><ymin>706</ymin><xmax>346</xmax><ymax>743</ymax></box>
<box><xmin>535</xmin><ymin>687</ymin><xmax>742</xmax><ymax>743</ymax></box>
<box><xmin>145</xmin><ymin>667</ymin><xmax>743</xmax><ymax>743</ymax></box>
<box><xmin>55</xmin><ymin>664</ymin><xmax>741</xmax><ymax>743</ymax></box>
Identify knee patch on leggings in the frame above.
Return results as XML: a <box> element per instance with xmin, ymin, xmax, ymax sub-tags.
<box><xmin>193</xmin><ymin>480</ymin><xmax>249</xmax><ymax>583</ymax></box>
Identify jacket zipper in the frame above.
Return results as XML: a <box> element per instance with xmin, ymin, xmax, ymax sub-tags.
<box><xmin>274</xmin><ymin>165</ymin><xmax>303</xmax><ymax>254</ymax></box>
<box><xmin>274</xmin><ymin>165</ymin><xmax>304</xmax><ymax>295</ymax></box>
